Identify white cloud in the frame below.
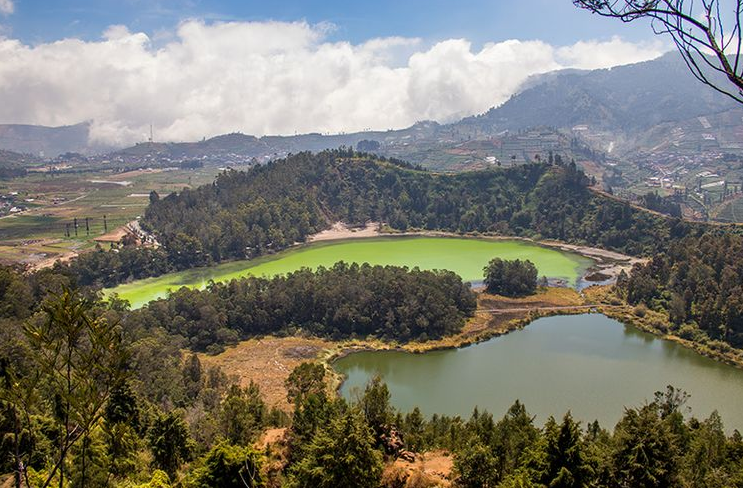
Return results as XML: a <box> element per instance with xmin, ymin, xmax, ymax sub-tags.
<box><xmin>0</xmin><ymin>0</ymin><xmax>14</xmax><ymax>15</ymax></box>
<box><xmin>556</xmin><ymin>36</ymin><xmax>667</xmax><ymax>70</ymax></box>
<box><xmin>0</xmin><ymin>20</ymin><xmax>668</xmax><ymax>146</ymax></box>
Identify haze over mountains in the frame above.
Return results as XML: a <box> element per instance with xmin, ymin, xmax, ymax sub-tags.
<box><xmin>1</xmin><ymin>52</ymin><xmax>738</xmax><ymax>161</ymax></box>
<box><xmin>0</xmin><ymin>122</ymin><xmax>95</xmax><ymax>157</ymax></box>
<box><xmin>461</xmin><ymin>52</ymin><xmax>733</xmax><ymax>133</ymax></box>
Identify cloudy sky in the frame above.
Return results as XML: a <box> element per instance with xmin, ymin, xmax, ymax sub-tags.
<box><xmin>0</xmin><ymin>0</ymin><xmax>669</xmax><ymax>145</ymax></box>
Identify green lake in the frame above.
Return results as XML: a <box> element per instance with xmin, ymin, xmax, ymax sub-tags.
<box><xmin>335</xmin><ymin>314</ymin><xmax>743</xmax><ymax>431</ymax></box>
<box><xmin>106</xmin><ymin>236</ymin><xmax>593</xmax><ymax>309</ymax></box>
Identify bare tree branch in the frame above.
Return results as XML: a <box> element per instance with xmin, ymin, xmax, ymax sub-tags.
<box><xmin>574</xmin><ymin>0</ymin><xmax>743</xmax><ymax>104</ymax></box>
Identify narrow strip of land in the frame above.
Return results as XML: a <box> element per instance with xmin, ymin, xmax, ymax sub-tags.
<box><xmin>476</xmin><ymin>304</ymin><xmax>621</xmax><ymax>314</ymax></box>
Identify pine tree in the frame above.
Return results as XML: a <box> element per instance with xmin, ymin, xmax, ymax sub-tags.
<box><xmin>288</xmin><ymin>410</ymin><xmax>383</xmax><ymax>488</ymax></box>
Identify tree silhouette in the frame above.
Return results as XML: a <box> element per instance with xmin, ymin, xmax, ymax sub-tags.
<box><xmin>574</xmin><ymin>0</ymin><xmax>743</xmax><ymax>103</ymax></box>
<box><xmin>21</xmin><ymin>289</ymin><xmax>129</xmax><ymax>488</ymax></box>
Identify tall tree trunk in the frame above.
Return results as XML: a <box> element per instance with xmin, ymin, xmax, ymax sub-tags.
<box><xmin>81</xmin><ymin>435</ymin><xmax>87</xmax><ymax>488</ymax></box>
<box><xmin>13</xmin><ymin>405</ymin><xmax>21</xmax><ymax>488</ymax></box>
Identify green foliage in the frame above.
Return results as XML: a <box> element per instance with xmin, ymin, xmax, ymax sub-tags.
<box><xmin>144</xmin><ymin>152</ymin><xmax>672</xmax><ymax>268</ymax></box>
<box><xmin>288</xmin><ymin>410</ymin><xmax>383</xmax><ymax>488</ymax></box>
<box><xmin>69</xmin><ymin>428</ymin><xmax>109</xmax><ymax>488</ymax></box>
<box><xmin>104</xmin><ymin>422</ymin><xmax>140</xmax><ymax>480</ymax></box>
<box><xmin>540</xmin><ymin>412</ymin><xmax>589</xmax><ymax>488</ymax></box>
<box><xmin>360</xmin><ymin>375</ymin><xmax>394</xmax><ymax>447</ymax></box>
<box><xmin>285</xmin><ymin>362</ymin><xmax>326</xmax><ymax>406</ymax></box>
<box><xmin>57</xmin><ymin>245</ymin><xmax>172</xmax><ymax>288</ymax></box>
<box><xmin>611</xmin><ymin>404</ymin><xmax>679</xmax><ymax>488</ymax></box>
<box><xmin>288</xmin><ymin>389</ymin><xmax>338</xmax><ymax>464</ymax></box>
<box><xmin>44</xmin><ymin>151</ymin><xmax>691</xmax><ymax>294</ymax></box>
<box><xmin>135</xmin><ymin>470</ymin><xmax>172</xmax><ymax>488</ymax></box>
<box><xmin>619</xmin><ymin>231</ymin><xmax>743</xmax><ymax>349</ymax></box>
<box><xmin>148</xmin><ymin>410</ymin><xmax>194</xmax><ymax>478</ymax></box>
<box><xmin>106</xmin><ymin>380</ymin><xmax>141</xmax><ymax>429</ymax></box>
<box><xmin>218</xmin><ymin>382</ymin><xmax>266</xmax><ymax>445</ymax></box>
<box><xmin>0</xmin><ymin>265</ymin><xmax>34</xmax><ymax>319</ymax></box>
<box><xmin>131</xmin><ymin>262</ymin><xmax>476</xmax><ymax>351</ymax></box>
<box><xmin>182</xmin><ymin>353</ymin><xmax>203</xmax><ymax>402</ymax></box>
<box><xmin>19</xmin><ymin>288</ymin><xmax>129</xmax><ymax>488</ymax></box>
<box><xmin>189</xmin><ymin>442</ymin><xmax>263</xmax><ymax>488</ymax></box>
<box><xmin>454</xmin><ymin>440</ymin><xmax>499</xmax><ymax>487</ymax></box>
<box><xmin>483</xmin><ymin>258</ymin><xmax>538</xmax><ymax>297</ymax></box>
<box><xmin>491</xmin><ymin>400</ymin><xmax>540</xmax><ymax>480</ymax></box>
<box><xmin>640</xmin><ymin>192</ymin><xmax>682</xmax><ymax>218</ymax></box>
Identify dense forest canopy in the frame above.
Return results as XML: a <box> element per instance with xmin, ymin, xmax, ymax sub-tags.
<box><xmin>143</xmin><ymin>149</ymin><xmax>675</xmax><ymax>266</ymax></box>
<box><xmin>125</xmin><ymin>262</ymin><xmax>476</xmax><ymax>352</ymax></box>
<box><xmin>619</xmin><ymin>231</ymin><xmax>743</xmax><ymax>348</ymax></box>
<box><xmin>30</xmin><ymin>148</ymin><xmax>743</xmax><ymax>357</ymax></box>
<box><xmin>50</xmin><ymin>149</ymin><xmax>743</xmax><ymax>355</ymax></box>
<box><xmin>3</xmin><ymin>148</ymin><xmax>743</xmax><ymax>485</ymax></box>
<box><xmin>4</xmin><ymin>282</ymin><xmax>743</xmax><ymax>488</ymax></box>
<box><xmin>56</xmin><ymin>148</ymin><xmax>730</xmax><ymax>292</ymax></box>
<box><xmin>483</xmin><ymin>258</ymin><xmax>539</xmax><ymax>297</ymax></box>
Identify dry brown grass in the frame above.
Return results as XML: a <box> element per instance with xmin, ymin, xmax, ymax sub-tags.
<box><xmin>478</xmin><ymin>287</ymin><xmax>585</xmax><ymax>309</ymax></box>
<box><xmin>199</xmin><ymin>336</ymin><xmax>335</xmax><ymax>411</ymax></box>
<box><xmin>582</xmin><ymin>284</ymin><xmax>620</xmax><ymax>304</ymax></box>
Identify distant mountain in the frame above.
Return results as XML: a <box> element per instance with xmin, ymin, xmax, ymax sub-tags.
<box><xmin>1</xmin><ymin>52</ymin><xmax>738</xmax><ymax>163</ymax></box>
<box><xmin>458</xmin><ymin>52</ymin><xmax>735</xmax><ymax>134</ymax></box>
<box><xmin>0</xmin><ymin>122</ymin><xmax>97</xmax><ymax>157</ymax></box>
<box><xmin>106</xmin><ymin>52</ymin><xmax>742</xmax><ymax>165</ymax></box>
<box><xmin>107</xmin><ymin>122</ymin><xmax>450</xmax><ymax>164</ymax></box>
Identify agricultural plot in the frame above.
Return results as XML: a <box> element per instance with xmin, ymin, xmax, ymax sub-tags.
<box><xmin>0</xmin><ymin>167</ymin><xmax>220</xmax><ymax>265</ymax></box>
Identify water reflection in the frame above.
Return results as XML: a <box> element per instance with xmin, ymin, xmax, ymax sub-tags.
<box><xmin>335</xmin><ymin>314</ymin><xmax>743</xmax><ymax>431</ymax></box>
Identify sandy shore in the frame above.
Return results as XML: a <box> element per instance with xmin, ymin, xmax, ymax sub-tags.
<box><xmin>307</xmin><ymin>222</ymin><xmax>642</xmax><ymax>285</ymax></box>
<box><xmin>308</xmin><ymin>221</ymin><xmax>382</xmax><ymax>242</ymax></box>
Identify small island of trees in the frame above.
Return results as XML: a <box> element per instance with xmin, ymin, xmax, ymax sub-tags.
<box><xmin>483</xmin><ymin>258</ymin><xmax>538</xmax><ymax>297</ymax></box>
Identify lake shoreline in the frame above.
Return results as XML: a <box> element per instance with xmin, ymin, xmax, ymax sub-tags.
<box><xmin>323</xmin><ymin>288</ymin><xmax>606</xmax><ymax>396</ymax></box>
<box><xmin>106</xmin><ymin>229</ymin><xmax>637</xmax><ymax>308</ymax></box>
<box><xmin>107</xmin><ymin>233</ymin><xmax>597</xmax><ymax>308</ymax></box>
<box><xmin>331</xmin><ymin>312</ymin><xmax>743</xmax><ymax>432</ymax></box>
<box><xmin>601</xmin><ymin>307</ymin><xmax>743</xmax><ymax>370</ymax></box>
<box><xmin>200</xmin><ymin>285</ymin><xmax>743</xmax><ymax>416</ymax></box>
<box><xmin>306</xmin><ymin>223</ymin><xmax>643</xmax><ymax>284</ymax></box>
<box><xmin>327</xmin><ymin>289</ymin><xmax>743</xmax><ymax>399</ymax></box>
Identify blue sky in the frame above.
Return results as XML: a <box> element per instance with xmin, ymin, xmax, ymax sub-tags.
<box><xmin>5</xmin><ymin>0</ymin><xmax>654</xmax><ymax>47</ymax></box>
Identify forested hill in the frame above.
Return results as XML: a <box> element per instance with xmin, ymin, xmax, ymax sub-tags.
<box><xmin>139</xmin><ymin>148</ymin><xmax>743</xmax><ymax>355</ymax></box>
<box><xmin>143</xmin><ymin>149</ymin><xmax>678</xmax><ymax>266</ymax></box>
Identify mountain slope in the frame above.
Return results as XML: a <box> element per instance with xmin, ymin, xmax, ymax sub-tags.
<box><xmin>0</xmin><ymin>122</ymin><xmax>98</xmax><ymax>156</ymax></box>
<box><xmin>0</xmin><ymin>53</ymin><xmax>737</xmax><ymax>161</ymax></box>
<box><xmin>459</xmin><ymin>52</ymin><xmax>735</xmax><ymax>133</ymax></box>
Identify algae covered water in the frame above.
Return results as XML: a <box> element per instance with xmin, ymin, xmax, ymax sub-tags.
<box><xmin>335</xmin><ymin>314</ymin><xmax>743</xmax><ymax>431</ymax></box>
<box><xmin>106</xmin><ymin>236</ymin><xmax>592</xmax><ymax>309</ymax></box>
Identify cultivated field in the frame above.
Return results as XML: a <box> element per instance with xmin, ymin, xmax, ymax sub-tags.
<box><xmin>0</xmin><ymin>167</ymin><xmax>219</xmax><ymax>265</ymax></box>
